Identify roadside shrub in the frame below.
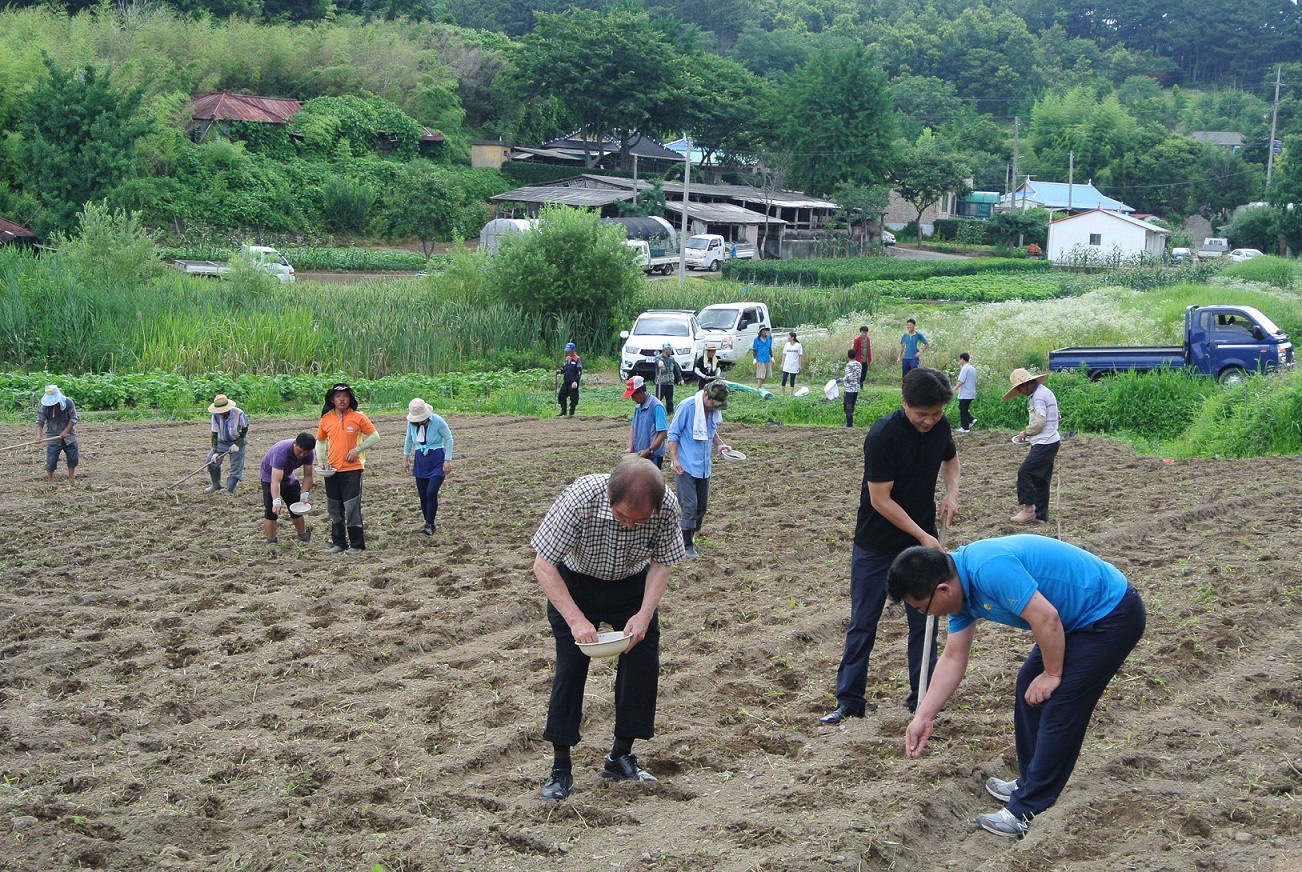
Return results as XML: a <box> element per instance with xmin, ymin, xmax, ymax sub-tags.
<box><xmin>50</xmin><ymin>201</ymin><xmax>164</xmax><ymax>287</ymax></box>
<box><xmin>319</xmin><ymin>177</ymin><xmax>376</xmax><ymax>234</ymax></box>
<box><xmin>1221</xmin><ymin>255</ymin><xmax>1296</xmax><ymax>289</ymax></box>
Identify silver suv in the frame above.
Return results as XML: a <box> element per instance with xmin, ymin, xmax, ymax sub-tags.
<box><xmin>619</xmin><ymin>310</ymin><xmax>705</xmax><ymax>381</ymax></box>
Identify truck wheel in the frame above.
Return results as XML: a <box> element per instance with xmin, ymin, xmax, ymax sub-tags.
<box><xmin>1218</xmin><ymin>367</ymin><xmax>1246</xmax><ymax>386</ymax></box>
<box><xmin>660</xmin><ymin>265</ymin><xmax>672</xmax><ymax>275</ymax></box>
<box><xmin>709</xmin><ymin>259</ymin><xmax>720</xmax><ymax>272</ymax></box>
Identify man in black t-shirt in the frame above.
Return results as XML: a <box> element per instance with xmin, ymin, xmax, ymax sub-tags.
<box><xmin>820</xmin><ymin>367</ymin><xmax>960</xmax><ymax>725</ymax></box>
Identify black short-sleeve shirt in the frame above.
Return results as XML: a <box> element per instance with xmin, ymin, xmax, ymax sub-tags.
<box><xmin>854</xmin><ymin>408</ymin><xmax>957</xmax><ymax>555</ymax></box>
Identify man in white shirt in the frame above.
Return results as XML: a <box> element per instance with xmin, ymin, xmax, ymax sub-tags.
<box><xmin>955</xmin><ymin>352</ymin><xmax>977</xmax><ymax>433</ymax></box>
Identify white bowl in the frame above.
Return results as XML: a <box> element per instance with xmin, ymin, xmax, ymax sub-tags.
<box><xmin>1011</xmin><ymin>435</ymin><xmax>1028</xmax><ymax>445</ymax></box>
<box><xmin>793</xmin><ymin>386</ymin><xmax>811</xmax><ymax>397</ymax></box>
<box><xmin>317</xmin><ymin>466</ymin><xmax>336</xmax><ymax>477</ymax></box>
<box><xmin>576</xmin><ymin>631</ymin><xmax>631</xmax><ymax>659</ymax></box>
<box><xmin>289</xmin><ymin>501</ymin><xmax>311</xmax><ymax>514</ymax></box>
<box><xmin>720</xmin><ymin>448</ymin><xmax>747</xmax><ymax>461</ymax></box>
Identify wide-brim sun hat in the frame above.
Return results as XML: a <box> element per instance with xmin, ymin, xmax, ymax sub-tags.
<box><xmin>208</xmin><ymin>393</ymin><xmax>235</xmax><ymax>414</ymax></box>
<box><xmin>41</xmin><ymin>385</ymin><xmax>64</xmax><ymax>407</ymax></box>
<box><xmin>1002</xmin><ymin>368</ymin><xmax>1050</xmax><ymax>401</ymax></box>
<box><xmin>407</xmin><ymin>397</ymin><xmax>433</xmax><ymax>422</ymax></box>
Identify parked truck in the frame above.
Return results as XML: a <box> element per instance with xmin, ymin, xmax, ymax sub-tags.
<box><xmin>625</xmin><ymin>239</ymin><xmax>681</xmax><ymax>275</ymax></box>
<box><xmin>1196</xmin><ymin>237</ymin><xmax>1231</xmax><ymax>259</ymax></box>
<box><xmin>173</xmin><ymin>245</ymin><xmax>296</xmax><ymax>283</ymax></box>
<box><xmin>618</xmin><ymin>309</ymin><xmax>708</xmax><ymax>381</ymax></box>
<box><xmin>683</xmin><ymin>234</ymin><xmax>756</xmax><ymax>271</ymax></box>
<box><xmin>1047</xmin><ymin>304</ymin><xmax>1294</xmax><ymax>385</ymax></box>
<box><xmin>696</xmin><ymin>302</ymin><xmax>773</xmax><ymax>365</ymax></box>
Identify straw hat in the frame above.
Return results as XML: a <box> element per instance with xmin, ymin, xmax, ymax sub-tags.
<box><xmin>1002</xmin><ymin>368</ymin><xmax>1050</xmax><ymax>401</ymax></box>
<box><xmin>406</xmin><ymin>397</ymin><xmax>433</xmax><ymax>422</ymax></box>
<box><xmin>705</xmin><ymin>342</ymin><xmax>719</xmax><ymax>351</ymax></box>
<box><xmin>208</xmin><ymin>393</ymin><xmax>235</xmax><ymax>414</ymax></box>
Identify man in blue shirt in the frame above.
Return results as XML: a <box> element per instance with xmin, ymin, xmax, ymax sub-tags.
<box><xmin>887</xmin><ymin>535</ymin><xmax>1146</xmax><ymax>838</ymax></box>
<box><xmin>623</xmin><ymin>377</ymin><xmax>668</xmax><ymax>468</ymax></box>
<box><xmin>897</xmin><ymin>319</ymin><xmax>929</xmax><ymax>378</ymax></box>
<box><xmin>666</xmin><ymin>380</ymin><xmax>731</xmax><ymax>558</ymax></box>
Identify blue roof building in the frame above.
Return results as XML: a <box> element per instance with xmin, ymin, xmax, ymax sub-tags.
<box><xmin>1000</xmin><ymin>180</ymin><xmax>1133</xmax><ymax>214</ymax></box>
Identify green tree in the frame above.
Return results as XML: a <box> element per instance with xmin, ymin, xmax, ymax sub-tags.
<box><xmin>1224</xmin><ymin>205</ymin><xmax>1280</xmax><ymax>252</ymax></box>
<box><xmin>679</xmin><ymin>53</ymin><xmax>775</xmax><ymax>166</ymax></box>
<box><xmin>778</xmin><ymin>44</ymin><xmax>896</xmax><ymax>197</ymax></box>
<box><xmin>1268</xmin><ymin>136</ymin><xmax>1302</xmax><ymax>254</ymax></box>
<box><xmin>377</xmin><ymin>162</ymin><xmax>484</xmax><ymax>258</ymax></box>
<box><xmin>988</xmin><ymin>208</ymin><xmax>1049</xmax><ymax>249</ymax></box>
<box><xmin>890</xmin><ymin>132</ymin><xmax>971</xmax><ymax>248</ymax></box>
<box><xmin>1028</xmin><ymin>87</ymin><xmax>1139</xmax><ymax>182</ymax></box>
<box><xmin>49</xmin><ymin>201</ymin><xmax>163</xmax><ymax>288</ymax></box>
<box><xmin>19</xmin><ymin>56</ymin><xmax>151</xmax><ymax>235</ymax></box>
<box><xmin>511</xmin><ymin>7</ymin><xmax>681</xmax><ymax>169</ymax></box>
<box><xmin>484</xmin><ymin>204</ymin><xmax>643</xmax><ymax>328</ymax></box>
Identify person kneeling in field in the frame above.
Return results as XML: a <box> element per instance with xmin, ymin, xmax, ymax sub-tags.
<box><xmin>260</xmin><ymin>433</ymin><xmax>316</xmax><ymax>545</ymax></box>
<box><xmin>887</xmin><ymin>535</ymin><xmax>1146</xmax><ymax>838</ymax></box>
<box><xmin>531</xmin><ymin>456</ymin><xmax>687</xmax><ymax>801</ymax></box>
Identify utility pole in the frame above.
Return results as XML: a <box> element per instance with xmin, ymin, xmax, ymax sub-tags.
<box><xmin>1068</xmin><ymin>151</ymin><xmax>1074</xmax><ymax>213</ymax></box>
<box><xmin>677</xmin><ymin>136</ymin><xmax>691</xmax><ymax>284</ymax></box>
<box><xmin>1010</xmin><ymin>116</ymin><xmax>1020</xmax><ymax>200</ymax></box>
<box><xmin>1266</xmin><ymin>65</ymin><xmax>1282</xmax><ymax>189</ymax></box>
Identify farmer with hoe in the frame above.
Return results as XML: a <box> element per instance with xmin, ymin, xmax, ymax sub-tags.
<box><xmin>1004</xmin><ymin>368</ymin><xmax>1060</xmax><ymax>523</ymax></box>
<box><xmin>204</xmin><ymin>393</ymin><xmax>249</xmax><ymax>495</ymax></box>
<box><xmin>897</xmin><ymin>319</ymin><xmax>929</xmax><ymax>378</ymax></box>
<box><xmin>259</xmin><ymin>432</ymin><xmax>316</xmax><ymax>545</ymax></box>
<box><xmin>623</xmin><ymin>376</ymin><xmax>667</xmax><ymax>468</ymax></box>
<box><xmin>557</xmin><ymin>342</ymin><xmax>582</xmax><ymax>417</ymax></box>
<box><xmin>402</xmin><ymin>398</ymin><xmax>453</xmax><ymax>536</ymax></box>
<box><xmin>653</xmin><ymin>342</ymin><xmax>684</xmax><ymax>413</ymax></box>
<box><xmin>666</xmin><ymin>380</ymin><xmax>732</xmax><ymax>559</ymax></box>
<box><xmin>531</xmin><ymin>455</ymin><xmax>687</xmax><ymax>801</ymax></box>
<box><xmin>821</xmin><ymin>366</ymin><xmax>959</xmax><ymax>726</ymax></box>
<box><xmin>315</xmin><ymin>383</ymin><xmax>380</xmax><ymax>554</ymax></box>
<box><xmin>35</xmin><ymin>384</ymin><xmax>78</xmax><ymax>486</ymax></box>
<box><xmin>887</xmin><ymin>535</ymin><xmax>1146</xmax><ymax>838</ymax></box>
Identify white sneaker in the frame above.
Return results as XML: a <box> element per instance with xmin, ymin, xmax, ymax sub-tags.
<box><xmin>985</xmin><ymin>776</ymin><xmax>1019</xmax><ymax>803</ymax></box>
<box><xmin>956</xmin><ymin>428</ymin><xmax>970</xmax><ymax>435</ymax></box>
<box><xmin>975</xmin><ymin>807</ymin><xmax>1028</xmax><ymax>838</ymax></box>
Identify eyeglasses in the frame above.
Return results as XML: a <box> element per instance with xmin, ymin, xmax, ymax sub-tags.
<box><xmin>919</xmin><ymin>586</ymin><xmax>938</xmax><ymax>616</ymax></box>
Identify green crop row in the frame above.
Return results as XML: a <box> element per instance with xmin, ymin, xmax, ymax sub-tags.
<box><xmin>722</xmin><ymin>255</ymin><xmax>1051</xmax><ymax>287</ymax></box>
<box><xmin>157</xmin><ymin>246</ymin><xmax>436</xmax><ymax>271</ymax></box>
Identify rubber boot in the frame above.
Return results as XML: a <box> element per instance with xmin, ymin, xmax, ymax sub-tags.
<box><xmin>203</xmin><ymin>466</ymin><xmax>222</xmax><ymax>494</ymax></box>
<box><xmin>226</xmin><ymin>475</ymin><xmax>238</xmax><ymax>495</ymax></box>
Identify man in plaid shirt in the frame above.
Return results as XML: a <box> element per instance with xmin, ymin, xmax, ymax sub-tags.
<box><xmin>531</xmin><ymin>456</ymin><xmax>686</xmax><ymax>801</ymax></box>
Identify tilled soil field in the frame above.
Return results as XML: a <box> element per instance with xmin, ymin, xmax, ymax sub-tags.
<box><xmin>1</xmin><ymin>413</ymin><xmax>1300</xmax><ymax>871</ymax></box>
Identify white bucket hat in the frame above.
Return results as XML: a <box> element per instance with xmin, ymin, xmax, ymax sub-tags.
<box><xmin>406</xmin><ymin>398</ymin><xmax>433</xmax><ymax>422</ymax></box>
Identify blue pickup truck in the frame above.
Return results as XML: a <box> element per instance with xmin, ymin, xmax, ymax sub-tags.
<box><xmin>1048</xmin><ymin>304</ymin><xmax>1294</xmax><ymax>385</ymax></box>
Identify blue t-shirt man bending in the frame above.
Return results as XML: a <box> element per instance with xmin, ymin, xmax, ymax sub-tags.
<box><xmin>887</xmin><ymin>535</ymin><xmax>1146</xmax><ymax>839</ymax></box>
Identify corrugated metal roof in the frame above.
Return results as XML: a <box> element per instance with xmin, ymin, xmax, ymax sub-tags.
<box><xmin>491</xmin><ymin>186</ymin><xmax>636</xmax><ymax>207</ymax></box>
<box><xmin>0</xmin><ymin>216</ymin><xmax>36</xmax><ymax>243</ymax></box>
<box><xmin>539</xmin><ymin>130</ymin><xmax>684</xmax><ymax>161</ymax></box>
<box><xmin>1047</xmin><ymin>207</ymin><xmax>1168</xmax><ymax>233</ymax></box>
<box><xmin>1002</xmin><ymin>181</ymin><xmax>1132</xmax><ymax>213</ymax></box>
<box><xmin>599</xmin><ymin>176</ymin><xmax>837</xmax><ymax>209</ymax></box>
<box><xmin>665</xmin><ymin>202</ymin><xmax>785</xmax><ymax>225</ymax></box>
<box><xmin>190</xmin><ymin>91</ymin><xmax>303</xmax><ymax>124</ymax></box>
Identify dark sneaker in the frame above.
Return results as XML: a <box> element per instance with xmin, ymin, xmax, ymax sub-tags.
<box><xmin>819</xmin><ymin>704</ymin><xmax>865</xmax><ymax>725</ymax></box>
<box><xmin>976</xmin><ymin>808</ymin><xmax>1028</xmax><ymax>838</ymax></box>
<box><xmin>683</xmin><ymin>545</ymin><xmax>699</xmax><ymax>559</ymax></box>
<box><xmin>421</xmin><ymin>523</ymin><xmax>433</xmax><ymax>535</ymax></box>
<box><xmin>538</xmin><ymin>768</ymin><xmax>573</xmax><ymax>801</ymax></box>
<box><xmin>601</xmin><ymin>753</ymin><xmax>658</xmax><ymax>783</ymax></box>
<box><xmin>265</xmin><ymin>537</ymin><xmax>278</xmax><ymax>545</ymax></box>
<box><xmin>296</xmin><ymin>531</ymin><xmax>311</xmax><ymax>543</ymax></box>
<box><xmin>985</xmin><ymin>776</ymin><xmax>1019</xmax><ymax>804</ymax></box>
<box><xmin>345</xmin><ymin>547</ymin><xmax>364</xmax><ymax>555</ymax></box>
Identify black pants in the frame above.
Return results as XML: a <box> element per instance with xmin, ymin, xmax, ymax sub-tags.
<box><xmin>543</xmin><ymin>564</ymin><xmax>659</xmax><ymax>746</ymax></box>
<box><xmin>656</xmin><ymin>383</ymin><xmax>676</xmax><ymax>413</ymax></box>
<box><xmin>325</xmin><ymin>469</ymin><xmax>365</xmax><ymax>549</ymax></box>
<box><xmin>1018</xmin><ymin>441</ymin><xmax>1060</xmax><ymax>521</ymax></box>
<box><xmin>557</xmin><ymin>385</ymin><xmax>579</xmax><ymax>415</ymax></box>
<box><xmin>844</xmin><ymin>391</ymin><xmax>858</xmax><ymax>427</ymax></box>
<box><xmin>958</xmin><ymin>398</ymin><xmax>974</xmax><ymax>430</ymax></box>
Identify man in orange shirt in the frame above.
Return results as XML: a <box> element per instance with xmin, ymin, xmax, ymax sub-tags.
<box><xmin>315</xmin><ymin>383</ymin><xmax>380</xmax><ymax>553</ymax></box>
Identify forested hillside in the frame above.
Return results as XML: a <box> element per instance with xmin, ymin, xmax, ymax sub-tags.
<box><xmin>1</xmin><ymin>0</ymin><xmax>1299</xmax><ymax>247</ymax></box>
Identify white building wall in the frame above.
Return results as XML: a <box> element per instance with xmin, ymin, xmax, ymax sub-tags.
<box><xmin>1048</xmin><ymin>212</ymin><xmax>1154</xmax><ymax>264</ymax></box>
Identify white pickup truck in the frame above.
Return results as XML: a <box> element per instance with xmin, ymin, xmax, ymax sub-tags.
<box><xmin>173</xmin><ymin>245</ymin><xmax>296</xmax><ymax>283</ymax></box>
<box><xmin>683</xmin><ymin>234</ymin><xmax>756</xmax><ymax>271</ymax></box>
<box><xmin>618</xmin><ymin>309</ymin><xmax>708</xmax><ymax>382</ymax></box>
<box><xmin>625</xmin><ymin>240</ymin><xmax>680</xmax><ymax>275</ymax></box>
<box><xmin>1196</xmin><ymin>237</ymin><xmax>1230</xmax><ymax>259</ymax></box>
<box><xmin>697</xmin><ymin>302</ymin><xmax>773</xmax><ymax>365</ymax></box>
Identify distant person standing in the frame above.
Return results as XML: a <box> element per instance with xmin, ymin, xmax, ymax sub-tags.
<box><xmin>204</xmin><ymin>393</ymin><xmax>249</xmax><ymax>495</ymax></box>
<box><xmin>956</xmin><ymin>352</ymin><xmax>977</xmax><ymax>434</ymax></box>
<box><xmin>780</xmin><ymin>331</ymin><xmax>804</xmax><ymax>397</ymax></box>
<box><xmin>1004</xmin><ymin>369</ymin><xmax>1060</xmax><ymax>524</ymax></box>
<box><xmin>694</xmin><ymin>342</ymin><xmax>723</xmax><ymax>388</ymax></box>
<box><xmin>653</xmin><ymin>343</ymin><xmax>684</xmax><ymax>413</ymax></box>
<box><xmin>898</xmin><ymin>319</ymin><xmax>929</xmax><ymax>378</ymax></box>
<box><xmin>751</xmin><ymin>326</ymin><xmax>774</xmax><ymax>390</ymax></box>
<box><xmin>666</xmin><ymin>381</ymin><xmax>732</xmax><ymax>559</ymax></box>
<box><xmin>820</xmin><ymin>367</ymin><xmax>959</xmax><ymax>726</ymax></box>
<box><xmin>839</xmin><ymin>348</ymin><xmax>863</xmax><ymax>428</ymax></box>
<box><xmin>852</xmin><ymin>326</ymin><xmax>873</xmax><ymax>370</ymax></box>
<box><xmin>624</xmin><ymin>376</ymin><xmax>668</xmax><ymax>468</ymax></box>
<box><xmin>557</xmin><ymin>342</ymin><xmax>583</xmax><ymax>417</ymax></box>
<box><xmin>316</xmin><ymin>382</ymin><xmax>380</xmax><ymax>553</ymax></box>
<box><xmin>260</xmin><ymin>432</ymin><xmax>316</xmax><ymax>545</ymax></box>
<box><xmin>403</xmin><ymin>398</ymin><xmax>453</xmax><ymax>536</ymax></box>
<box><xmin>35</xmin><ymin>384</ymin><xmax>78</xmax><ymax>486</ymax></box>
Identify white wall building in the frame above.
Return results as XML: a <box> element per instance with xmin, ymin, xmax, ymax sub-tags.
<box><xmin>1046</xmin><ymin>208</ymin><xmax>1168</xmax><ymax>265</ymax></box>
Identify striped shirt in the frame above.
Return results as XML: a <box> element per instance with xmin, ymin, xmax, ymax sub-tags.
<box><xmin>531</xmin><ymin>473</ymin><xmax>686</xmax><ymax>579</ymax></box>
